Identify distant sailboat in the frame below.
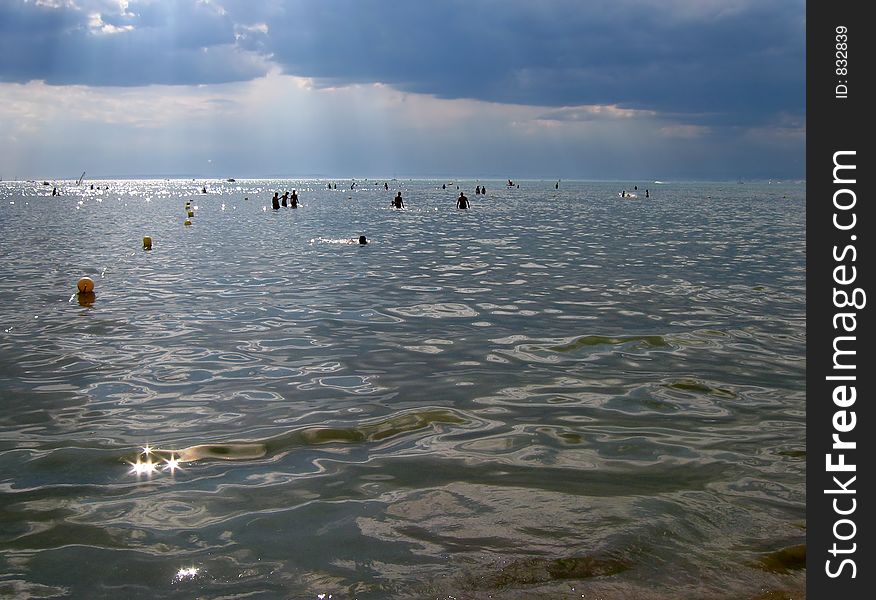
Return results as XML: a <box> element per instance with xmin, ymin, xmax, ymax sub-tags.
<box><xmin>77</xmin><ymin>171</ymin><xmax>86</xmax><ymax>186</ymax></box>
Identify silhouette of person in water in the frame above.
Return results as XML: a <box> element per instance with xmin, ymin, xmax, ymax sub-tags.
<box><xmin>384</xmin><ymin>182</ymin><xmax>389</xmax><ymax>190</ymax></box>
<box><xmin>392</xmin><ymin>192</ymin><xmax>405</xmax><ymax>209</ymax></box>
<box><xmin>481</xmin><ymin>185</ymin><xmax>486</xmax><ymax>194</ymax></box>
<box><xmin>52</xmin><ymin>187</ymin><xmax>58</xmax><ymax>196</ymax></box>
<box><xmin>290</xmin><ymin>190</ymin><xmax>299</xmax><ymax>208</ymax></box>
<box><xmin>281</xmin><ymin>191</ymin><xmax>288</xmax><ymax>207</ymax></box>
<box><xmin>475</xmin><ymin>185</ymin><xmax>481</xmax><ymax>195</ymax></box>
<box><xmin>556</xmin><ymin>181</ymin><xmax>559</xmax><ymax>189</ymax></box>
<box><xmin>645</xmin><ymin>189</ymin><xmax>650</xmax><ymax>198</ymax></box>
<box><xmin>272</xmin><ymin>192</ymin><xmax>280</xmax><ymax>210</ymax></box>
<box><xmin>457</xmin><ymin>192</ymin><xmax>469</xmax><ymax>209</ymax></box>
<box><xmin>442</xmin><ymin>183</ymin><xmax>446</xmax><ymax>190</ymax></box>
<box><xmin>358</xmin><ymin>235</ymin><xmax>368</xmax><ymax>245</ymax></box>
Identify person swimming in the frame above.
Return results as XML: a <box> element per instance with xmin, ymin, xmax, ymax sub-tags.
<box><xmin>457</xmin><ymin>192</ymin><xmax>469</xmax><ymax>209</ymax></box>
<box><xmin>392</xmin><ymin>192</ymin><xmax>405</xmax><ymax>209</ymax></box>
<box><xmin>358</xmin><ymin>235</ymin><xmax>368</xmax><ymax>245</ymax></box>
<box><xmin>290</xmin><ymin>189</ymin><xmax>299</xmax><ymax>208</ymax></box>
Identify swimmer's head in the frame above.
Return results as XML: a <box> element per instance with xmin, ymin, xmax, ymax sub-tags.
<box><xmin>359</xmin><ymin>235</ymin><xmax>368</xmax><ymax>245</ymax></box>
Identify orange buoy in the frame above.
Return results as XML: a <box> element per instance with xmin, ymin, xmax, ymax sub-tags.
<box><xmin>77</xmin><ymin>277</ymin><xmax>94</xmax><ymax>293</ymax></box>
<box><xmin>184</xmin><ymin>219</ymin><xmax>192</xmax><ymax>226</ymax></box>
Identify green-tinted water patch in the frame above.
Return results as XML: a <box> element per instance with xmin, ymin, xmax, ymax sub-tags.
<box><xmin>755</xmin><ymin>544</ymin><xmax>806</xmax><ymax>574</ymax></box>
<box><xmin>777</xmin><ymin>450</ymin><xmax>806</xmax><ymax>459</ymax></box>
<box><xmin>147</xmin><ymin>408</ymin><xmax>468</xmax><ymax>463</ymax></box>
<box><xmin>663</xmin><ymin>378</ymin><xmax>737</xmax><ymax>399</ymax></box>
<box><xmin>492</xmin><ymin>555</ymin><xmax>630</xmax><ymax>587</ymax></box>
<box><xmin>750</xmin><ymin>591</ymin><xmax>800</xmax><ymax>600</ymax></box>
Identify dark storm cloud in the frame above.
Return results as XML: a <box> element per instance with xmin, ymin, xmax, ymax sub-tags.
<box><xmin>0</xmin><ymin>0</ymin><xmax>267</xmax><ymax>86</ymax></box>
<box><xmin>0</xmin><ymin>0</ymin><xmax>804</xmax><ymax>125</ymax></box>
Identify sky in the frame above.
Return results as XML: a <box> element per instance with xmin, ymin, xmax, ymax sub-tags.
<box><xmin>0</xmin><ymin>0</ymin><xmax>805</xmax><ymax>181</ymax></box>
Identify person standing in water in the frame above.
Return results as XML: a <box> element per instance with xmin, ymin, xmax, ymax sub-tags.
<box><xmin>281</xmin><ymin>191</ymin><xmax>288</xmax><ymax>207</ymax></box>
<box><xmin>271</xmin><ymin>192</ymin><xmax>280</xmax><ymax>210</ymax></box>
<box><xmin>645</xmin><ymin>189</ymin><xmax>650</xmax><ymax>198</ymax></box>
<box><xmin>392</xmin><ymin>192</ymin><xmax>405</xmax><ymax>209</ymax></box>
<box><xmin>290</xmin><ymin>189</ymin><xmax>299</xmax><ymax>208</ymax></box>
<box><xmin>457</xmin><ymin>192</ymin><xmax>469</xmax><ymax>209</ymax></box>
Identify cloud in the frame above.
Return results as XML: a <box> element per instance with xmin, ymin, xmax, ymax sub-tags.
<box><xmin>0</xmin><ymin>1</ymin><xmax>804</xmax><ymax>180</ymax></box>
<box><xmin>1</xmin><ymin>0</ymin><xmax>804</xmax><ymax>126</ymax></box>
<box><xmin>0</xmin><ymin>0</ymin><xmax>270</xmax><ymax>86</ymax></box>
<box><xmin>0</xmin><ymin>72</ymin><xmax>803</xmax><ymax>181</ymax></box>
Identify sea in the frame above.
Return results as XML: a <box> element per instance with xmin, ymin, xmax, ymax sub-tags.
<box><xmin>0</xmin><ymin>179</ymin><xmax>806</xmax><ymax>599</ymax></box>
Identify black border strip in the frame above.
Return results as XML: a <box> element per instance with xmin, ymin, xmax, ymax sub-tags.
<box><xmin>807</xmin><ymin>1</ymin><xmax>872</xmax><ymax>596</ymax></box>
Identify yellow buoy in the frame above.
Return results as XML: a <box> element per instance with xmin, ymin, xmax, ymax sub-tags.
<box><xmin>77</xmin><ymin>276</ymin><xmax>94</xmax><ymax>293</ymax></box>
<box><xmin>184</xmin><ymin>219</ymin><xmax>192</xmax><ymax>226</ymax></box>
<box><xmin>143</xmin><ymin>236</ymin><xmax>152</xmax><ymax>250</ymax></box>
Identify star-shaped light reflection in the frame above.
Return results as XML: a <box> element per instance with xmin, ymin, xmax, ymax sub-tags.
<box><xmin>163</xmin><ymin>454</ymin><xmax>182</xmax><ymax>474</ymax></box>
<box><xmin>128</xmin><ymin>456</ymin><xmax>158</xmax><ymax>476</ymax></box>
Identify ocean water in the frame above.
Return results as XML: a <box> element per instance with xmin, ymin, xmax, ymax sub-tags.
<box><xmin>0</xmin><ymin>179</ymin><xmax>805</xmax><ymax>599</ymax></box>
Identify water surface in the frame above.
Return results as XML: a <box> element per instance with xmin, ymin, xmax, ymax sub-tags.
<box><xmin>0</xmin><ymin>179</ymin><xmax>806</xmax><ymax>598</ymax></box>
